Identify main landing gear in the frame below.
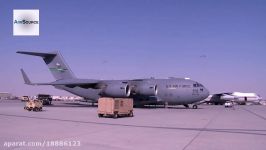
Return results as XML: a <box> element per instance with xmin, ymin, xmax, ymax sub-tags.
<box><xmin>183</xmin><ymin>104</ymin><xmax>198</xmax><ymax>109</ymax></box>
<box><xmin>192</xmin><ymin>105</ymin><xmax>198</xmax><ymax>109</ymax></box>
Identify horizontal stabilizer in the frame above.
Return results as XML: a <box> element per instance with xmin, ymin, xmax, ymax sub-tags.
<box><xmin>17</xmin><ymin>51</ymin><xmax>56</xmax><ymax>58</ymax></box>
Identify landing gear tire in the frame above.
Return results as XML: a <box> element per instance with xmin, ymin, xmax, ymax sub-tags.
<box><xmin>192</xmin><ymin>105</ymin><xmax>198</xmax><ymax>109</ymax></box>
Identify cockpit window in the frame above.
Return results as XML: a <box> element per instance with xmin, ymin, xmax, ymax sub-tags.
<box><xmin>193</xmin><ymin>83</ymin><xmax>203</xmax><ymax>87</ymax></box>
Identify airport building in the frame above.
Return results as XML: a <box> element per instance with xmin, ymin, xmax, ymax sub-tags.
<box><xmin>0</xmin><ymin>92</ymin><xmax>12</xmax><ymax>100</ymax></box>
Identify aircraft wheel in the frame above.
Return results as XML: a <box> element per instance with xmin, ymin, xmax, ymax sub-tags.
<box><xmin>192</xmin><ymin>105</ymin><xmax>198</xmax><ymax>109</ymax></box>
<box><xmin>129</xmin><ymin>111</ymin><xmax>134</xmax><ymax>117</ymax></box>
<box><xmin>113</xmin><ymin>112</ymin><xmax>118</xmax><ymax>119</ymax></box>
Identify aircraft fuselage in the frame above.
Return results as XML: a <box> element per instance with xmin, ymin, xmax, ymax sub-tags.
<box><xmin>57</xmin><ymin>78</ymin><xmax>209</xmax><ymax>105</ymax></box>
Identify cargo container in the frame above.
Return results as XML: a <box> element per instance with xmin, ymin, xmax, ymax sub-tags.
<box><xmin>98</xmin><ymin>97</ymin><xmax>134</xmax><ymax>118</ymax></box>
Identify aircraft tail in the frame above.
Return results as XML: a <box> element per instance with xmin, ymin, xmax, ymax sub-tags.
<box><xmin>17</xmin><ymin>51</ymin><xmax>76</xmax><ymax>80</ymax></box>
<box><xmin>20</xmin><ymin>69</ymin><xmax>32</xmax><ymax>85</ymax></box>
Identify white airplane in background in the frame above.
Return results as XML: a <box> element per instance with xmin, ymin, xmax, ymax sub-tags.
<box><xmin>205</xmin><ymin>92</ymin><xmax>263</xmax><ymax>105</ymax></box>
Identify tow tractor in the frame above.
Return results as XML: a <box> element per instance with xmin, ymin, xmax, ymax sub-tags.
<box><xmin>24</xmin><ymin>99</ymin><xmax>43</xmax><ymax>111</ymax></box>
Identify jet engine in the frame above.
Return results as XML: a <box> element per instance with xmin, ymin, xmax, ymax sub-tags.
<box><xmin>133</xmin><ymin>84</ymin><xmax>158</xmax><ymax>96</ymax></box>
<box><xmin>100</xmin><ymin>83</ymin><xmax>131</xmax><ymax>98</ymax></box>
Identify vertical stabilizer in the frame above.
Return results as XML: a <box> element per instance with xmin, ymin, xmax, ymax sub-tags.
<box><xmin>20</xmin><ymin>69</ymin><xmax>32</xmax><ymax>84</ymax></box>
<box><xmin>17</xmin><ymin>51</ymin><xmax>76</xmax><ymax>80</ymax></box>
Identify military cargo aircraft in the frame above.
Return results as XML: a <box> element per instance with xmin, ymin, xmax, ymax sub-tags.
<box><xmin>17</xmin><ymin>51</ymin><xmax>209</xmax><ymax>109</ymax></box>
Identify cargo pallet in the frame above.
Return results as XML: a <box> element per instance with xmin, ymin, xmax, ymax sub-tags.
<box><xmin>98</xmin><ymin>97</ymin><xmax>134</xmax><ymax>119</ymax></box>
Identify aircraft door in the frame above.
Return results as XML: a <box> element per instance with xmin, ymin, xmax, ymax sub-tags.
<box><xmin>192</xmin><ymin>83</ymin><xmax>202</xmax><ymax>96</ymax></box>
<box><xmin>192</xmin><ymin>89</ymin><xmax>199</xmax><ymax>96</ymax></box>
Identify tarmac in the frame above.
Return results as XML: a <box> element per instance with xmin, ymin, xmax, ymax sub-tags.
<box><xmin>0</xmin><ymin>100</ymin><xmax>266</xmax><ymax>150</ymax></box>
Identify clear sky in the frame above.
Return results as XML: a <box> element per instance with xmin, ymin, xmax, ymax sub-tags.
<box><xmin>0</xmin><ymin>0</ymin><xmax>265</xmax><ymax>98</ymax></box>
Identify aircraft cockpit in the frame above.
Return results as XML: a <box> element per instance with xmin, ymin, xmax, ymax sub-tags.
<box><xmin>193</xmin><ymin>83</ymin><xmax>203</xmax><ymax>87</ymax></box>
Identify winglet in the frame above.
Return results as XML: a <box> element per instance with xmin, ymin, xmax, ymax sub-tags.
<box><xmin>20</xmin><ymin>69</ymin><xmax>32</xmax><ymax>85</ymax></box>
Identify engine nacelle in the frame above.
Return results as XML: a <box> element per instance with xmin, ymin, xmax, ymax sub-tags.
<box><xmin>101</xmin><ymin>83</ymin><xmax>131</xmax><ymax>98</ymax></box>
<box><xmin>134</xmin><ymin>84</ymin><xmax>158</xmax><ymax>96</ymax></box>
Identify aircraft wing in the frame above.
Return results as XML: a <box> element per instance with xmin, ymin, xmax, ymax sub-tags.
<box><xmin>20</xmin><ymin>69</ymin><xmax>100</xmax><ymax>89</ymax></box>
<box><xmin>40</xmin><ymin>79</ymin><xmax>100</xmax><ymax>89</ymax></box>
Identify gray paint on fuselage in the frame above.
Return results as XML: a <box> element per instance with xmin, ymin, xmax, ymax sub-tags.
<box><xmin>56</xmin><ymin>78</ymin><xmax>209</xmax><ymax>105</ymax></box>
